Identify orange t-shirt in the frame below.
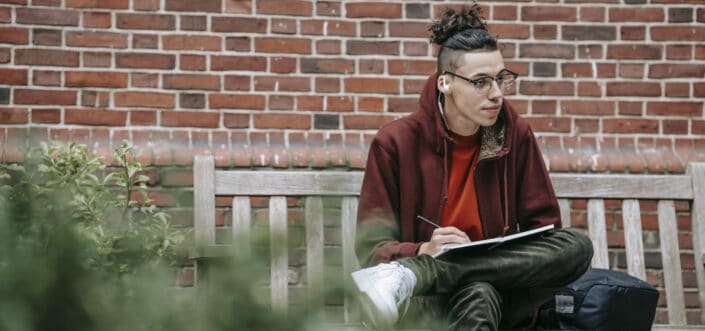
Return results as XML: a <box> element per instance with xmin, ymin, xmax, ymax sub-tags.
<box><xmin>440</xmin><ymin>131</ymin><xmax>484</xmax><ymax>241</ymax></box>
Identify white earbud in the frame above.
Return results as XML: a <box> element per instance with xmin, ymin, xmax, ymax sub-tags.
<box><xmin>442</xmin><ymin>78</ymin><xmax>450</xmax><ymax>91</ymax></box>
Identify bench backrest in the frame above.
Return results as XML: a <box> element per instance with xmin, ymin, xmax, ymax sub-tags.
<box><xmin>193</xmin><ymin>155</ymin><xmax>705</xmax><ymax>326</ymax></box>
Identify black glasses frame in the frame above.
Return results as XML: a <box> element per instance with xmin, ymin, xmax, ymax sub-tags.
<box><xmin>443</xmin><ymin>69</ymin><xmax>519</xmax><ymax>89</ymax></box>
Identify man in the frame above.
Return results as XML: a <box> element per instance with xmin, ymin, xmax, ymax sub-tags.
<box><xmin>351</xmin><ymin>5</ymin><xmax>593</xmax><ymax>331</ymax></box>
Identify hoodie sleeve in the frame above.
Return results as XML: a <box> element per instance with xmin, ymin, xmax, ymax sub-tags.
<box><xmin>355</xmin><ymin>138</ymin><xmax>422</xmax><ymax>267</ymax></box>
<box><xmin>514</xmin><ymin>126</ymin><xmax>562</xmax><ymax>231</ymax></box>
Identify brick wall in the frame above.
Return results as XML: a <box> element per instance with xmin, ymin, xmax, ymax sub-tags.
<box><xmin>1</xmin><ymin>0</ymin><xmax>704</xmax><ymax>325</ymax></box>
<box><xmin>0</xmin><ymin>0</ymin><xmax>703</xmax><ymax>172</ymax></box>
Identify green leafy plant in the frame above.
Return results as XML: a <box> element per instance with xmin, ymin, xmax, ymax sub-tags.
<box><xmin>0</xmin><ymin>141</ymin><xmax>185</xmax><ymax>275</ymax></box>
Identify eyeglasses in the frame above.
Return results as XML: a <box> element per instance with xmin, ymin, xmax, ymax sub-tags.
<box><xmin>443</xmin><ymin>69</ymin><xmax>518</xmax><ymax>94</ymax></box>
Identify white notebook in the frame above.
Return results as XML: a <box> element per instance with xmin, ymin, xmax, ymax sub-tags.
<box><xmin>432</xmin><ymin>224</ymin><xmax>555</xmax><ymax>258</ymax></box>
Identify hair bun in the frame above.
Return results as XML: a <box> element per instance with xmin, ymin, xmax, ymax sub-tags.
<box><xmin>429</xmin><ymin>4</ymin><xmax>487</xmax><ymax>46</ymax></box>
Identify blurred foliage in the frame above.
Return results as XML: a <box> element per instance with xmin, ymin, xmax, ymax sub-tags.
<box><xmin>0</xmin><ymin>142</ymin><xmax>332</xmax><ymax>331</ymax></box>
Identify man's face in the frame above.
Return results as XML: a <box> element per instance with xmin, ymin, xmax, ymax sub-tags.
<box><xmin>438</xmin><ymin>50</ymin><xmax>507</xmax><ymax>133</ymax></box>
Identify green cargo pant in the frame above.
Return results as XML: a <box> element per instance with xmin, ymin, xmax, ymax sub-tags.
<box><xmin>396</xmin><ymin>228</ymin><xmax>593</xmax><ymax>331</ymax></box>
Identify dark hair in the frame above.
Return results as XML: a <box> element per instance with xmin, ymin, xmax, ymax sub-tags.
<box><xmin>429</xmin><ymin>3</ymin><xmax>498</xmax><ymax>74</ymax></box>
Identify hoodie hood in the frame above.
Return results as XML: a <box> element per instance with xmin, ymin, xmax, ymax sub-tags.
<box><xmin>417</xmin><ymin>73</ymin><xmax>514</xmax><ymax>160</ymax></box>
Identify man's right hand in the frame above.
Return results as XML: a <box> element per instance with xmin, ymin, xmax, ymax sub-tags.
<box><xmin>417</xmin><ymin>226</ymin><xmax>471</xmax><ymax>256</ymax></box>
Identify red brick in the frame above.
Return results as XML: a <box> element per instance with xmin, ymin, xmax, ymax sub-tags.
<box><xmin>270</xmin><ymin>56</ymin><xmax>296</xmax><ymax>73</ymax></box>
<box><xmin>618</xmin><ymin>64</ymin><xmax>644</xmax><ymax>79</ymax></box>
<box><xmin>209</xmin><ymin>94</ymin><xmax>265</xmax><ymax>110</ymax></box>
<box><xmin>211</xmin><ymin>55</ymin><xmax>266</xmax><ymax>71</ymax></box>
<box><xmin>520</xmin><ymin>81</ymin><xmax>574</xmax><ymax>96</ymax></box>
<box><xmin>66</xmin><ymin>0</ymin><xmax>127</xmax><ymax>8</ymax></box>
<box><xmin>165</xmin><ymin>0</ymin><xmax>221</xmax><ymax>12</ymax></box>
<box><xmin>388</xmin><ymin>97</ymin><xmax>417</xmax><ymax>113</ymax></box>
<box><xmin>66</xmin><ymin>71</ymin><xmax>127</xmax><ymax>88</ymax></box>
<box><xmin>114</xmin><ymin>92</ymin><xmax>175</xmax><ymax>108</ymax></box>
<box><xmin>163</xmin><ymin>35</ymin><xmax>221</xmax><ymax>51</ymax></box>
<box><xmin>0</xmin><ymin>7</ymin><xmax>10</xmax><ymax>23</ymax></box>
<box><xmin>403</xmin><ymin>78</ymin><xmax>426</xmax><ymax>95</ymax></box>
<box><xmin>117</xmin><ymin>13</ymin><xmax>174</xmax><ymax>30</ymax></box>
<box><xmin>522</xmin><ymin>6</ymin><xmax>576</xmax><ymax>21</ymax></box>
<box><xmin>312</xmin><ymin>77</ymin><xmax>337</xmax><ymax>93</ymax></box>
<box><xmin>0</xmin><ymin>27</ymin><xmax>28</xmax><ymax>44</ymax></box>
<box><xmin>212</xmin><ymin>16</ymin><xmax>266</xmax><ymax>33</ymax></box>
<box><xmin>268</xmin><ymin>95</ymin><xmax>293</xmax><ymax>110</ymax></box>
<box><xmin>134</xmin><ymin>0</ymin><xmax>160</xmax><ymax>11</ymax></box>
<box><xmin>15</xmin><ymin>48</ymin><xmax>79</xmax><ymax>67</ymax></box>
<box><xmin>0</xmin><ymin>108</ymin><xmax>28</xmax><ymax>124</ymax></box>
<box><xmin>388</xmin><ymin>60</ymin><xmax>437</xmax><ymax>76</ymax></box>
<box><xmin>533</xmin><ymin>25</ymin><xmax>557</xmax><ymax>40</ymax></box>
<box><xmin>65</xmin><ymin>108</ymin><xmax>126</xmax><ymax>126</ymax></box>
<box><xmin>81</xmin><ymin>91</ymin><xmax>109</xmax><ymax>108</ymax></box>
<box><xmin>258</xmin><ymin>0</ymin><xmax>311</xmax><ymax>16</ymax></box>
<box><xmin>255</xmin><ymin>37</ymin><xmax>310</xmax><ymax>54</ymax></box>
<box><xmin>180</xmin><ymin>54</ymin><xmax>206</xmax><ymax>71</ymax></box>
<box><xmin>253</xmin><ymin>113</ymin><xmax>310</xmax><ymax>129</ymax></box>
<box><xmin>133</xmin><ymin>34</ymin><xmax>158</xmax><ymax>49</ymax></box>
<box><xmin>130</xmin><ymin>73</ymin><xmax>158</xmax><ymax>88</ymax></box>
<box><xmin>345</xmin><ymin>78</ymin><xmax>398</xmax><ymax>94</ymax></box>
<box><xmin>665</xmin><ymin>82</ymin><xmax>690</xmax><ymax>98</ymax></box>
<box><xmin>649</xmin><ymin>64</ymin><xmax>705</xmax><ymax>78</ymax></box>
<box><xmin>527</xmin><ymin>117</ymin><xmax>571</xmax><ymax>133</ymax></box>
<box><xmin>343</xmin><ymin>114</ymin><xmax>396</xmax><ymax>130</ymax></box>
<box><xmin>346</xmin><ymin>2</ymin><xmax>400</xmax><ymax>18</ymax></box>
<box><xmin>223</xmin><ymin>113</ymin><xmax>249</xmax><ymax>128</ymax></box>
<box><xmin>580</xmin><ymin>7</ymin><xmax>604</xmax><ymax>22</ymax></box>
<box><xmin>603</xmin><ymin>119</ymin><xmax>659</xmax><ymax>134</ymax></box>
<box><xmin>561</xmin><ymin>100</ymin><xmax>615</xmax><ymax>116</ymax></box>
<box><xmin>82</xmin><ymin>52</ymin><xmax>110</xmax><ymax>68</ymax></box>
<box><xmin>31</xmin><ymin>108</ymin><xmax>60</xmax><ymax>123</ymax></box>
<box><xmin>66</xmin><ymin>31</ymin><xmax>127</xmax><ymax>48</ymax></box>
<box><xmin>666</xmin><ymin>45</ymin><xmax>692</xmax><ymax>60</ymax></box>
<box><xmin>563</xmin><ymin>26</ymin><xmax>615</xmax><ymax>41</ymax></box>
<box><xmin>225</xmin><ymin>0</ymin><xmax>252</xmax><ymax>14</ymax></box>
<box><xmin>16</xmin><ymin>8</ymin><xmax>79</xmax><ymax>26</ymax></box>
<box><xmin>494</xmin><ymin>5</ymin><xmax>517</xmax><ymax>20</ymax></box>
<box><xmin>652</xmin><ymin>26</ymin><xmax>705</xmax><ymax>41</ymax></box>
<box><xmin>347</xmin><ymin>40</ymin><xmax>399</xmax><ymax>55</ymax></box>
<box><xmin>130</xmin><ymin>110</ymin><xmax>156</xmax><ymax>126</ymax></box>
<box><xmin>301</xmin><ymin>19</ymin><xmax>355</xmax><ymax>37</ymax></box>
<box><xmin>116</xmin><ymin>53</ymin><xmax>174</xmax><ymax>69</ymax></box>
<box><xmin>296</xmin><ymin>95</ymin><xmax>323</xmax><ymax>111</ymax></box>
<box><xmin>163</xmin><ymin>74</ymin><xmax>219</xmax><ymax>90</ymax></box>
<box><xmin>326</xmin><ymin>96</ymin><xmax>354</xmax><ymax>112</ymax></box>
<box><xmin>646</xmin><ymin>102</ymin><xmax>703</xmax><ymax>117</ymax></box>
<box><xmin>14</xmin><ymin>89</ymin><xmax>76</xmax><ymax>105</ymax></box>
<box><xmin>663</xmin><ymin>119</ymin><xmax>689</xmax><ymax>135</ymax></box>
<box><xmin>162</xmin><ymin>111</ymin><xmax>219</xmax><ymax>128</ymax></box>
<box><xmin>31</xmin><ymin>29</ymin><xmax>61</xmax><ymax>46</ymax></box>
<box><xmin>490</xmin><ymin>23</ymin><xmax>531</xmax><ymax>39</ymax></box>
<box><xmin>609</xmin><ymin>7</ymin><xmax>664</xmax><ymax>22</ymax></box>
<box><xmin>301</xmin><ymin>58</ymin><xmax>355</xmax><ymax>74</ymax></box>
<box><xmin>607</xmin><ymin>82</ymin><xmax>661</xmax><ymax>97</ymax></box>
<box><xmin>619</xmin><ymin>101</ymin><xmax>643</xmax><ymax>116</ymax></box>
<box><xmin>520</xmin><ymin>44</ymin><xmax>574</xmax><ymax>58</ymax></box>
<box><xmin>0</xmin><ymin>69</ymin><xmax>27</xmax><ymax>85</ymax></box>
<box><xmin>80</xmin><ymin>14</ymin><xmax>110</xmax><ymax>29</ymax></box>
<box><xmin>180</xmin><ymin>15</ymin><xmax>207</xmax><ymax>31</ymax></box>
<box><xmin>578</xmin><ymin>82</ymin><xmax>602</xmax><ymax>97</ymax></box>
<box><xmin>254</xmin><ymin>76</ymin><xmax>309</xmax><ymax>92</ymax></box>
<box><xmin>223</xmin><ymin>75</ymin><xmax>249</xmax><ymax>91</ymax></box>
<box><xmin>607</xmin><ymin>45</ymin><xmax>662</xmax><ymax>60</ymax></box>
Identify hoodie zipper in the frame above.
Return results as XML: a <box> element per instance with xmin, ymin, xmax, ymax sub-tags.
<box><xmin>436</xmin><ymin>138</ymin><xmax>450</xmax><ymax>225</ymax></box>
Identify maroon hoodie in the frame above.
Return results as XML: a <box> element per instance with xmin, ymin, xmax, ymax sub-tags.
<box><xmin>355</xmin><ymin>73</ymin><xmax>562</xmax><ymax>267</ymax></box>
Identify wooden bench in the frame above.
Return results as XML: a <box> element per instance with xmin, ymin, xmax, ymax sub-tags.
<box><xmin>191</xmin><ymin>155</ymin><xmax>705</xmax><ymax>330</ymax></box>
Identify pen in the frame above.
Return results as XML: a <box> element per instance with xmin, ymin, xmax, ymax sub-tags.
<box><xmin>416</xmin><ymin>215</ymin><xmax>441</xmax><ymax>228</ymax></box>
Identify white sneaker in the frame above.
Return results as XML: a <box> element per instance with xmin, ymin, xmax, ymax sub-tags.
<box><xmin>351</xmin><ymin>261</ymin><xmax>417</xmax><ymax>329</ymax></box>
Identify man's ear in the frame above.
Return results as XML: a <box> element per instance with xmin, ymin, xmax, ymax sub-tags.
<box><xmin>437</xmin><ymin>76</ymin><xmax>450</xmax><ymax>93</ymax></box>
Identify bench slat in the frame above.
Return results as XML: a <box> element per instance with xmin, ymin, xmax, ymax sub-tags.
<box><xmin>551</xmin><ymin>174</ymin><xmax>693</xmax><ymax>199</ymax></box>
<box><xmin>215</xmin><ymin>171</ymin><xmax>364</xmax><ymax>196</ymax></box>
<box><xmin>341</xmin><ymin>197</ymin><xmax>360</xmax><ymax>323</ymax></box>
<box><xmin>588</xmin><ymin>199</ymin><xmax>609</xmax><ymax>269</ymax></box>
<box><xmin>305</xmin><ymin>197</ymin><xmax>324</xmax><ymax>304</ymax></box>
<box><xmin>658</xmin><ymin>200</ymin><xmax>686</xmax><ymax>325</ymax></box>
<box><xmin>232</xmin><ymin>197</ymin><xmax>251</xmax><ymax>258</ymax></box>
<box><xmin>194</xmin><ymin>155</ymin><xmax>216</xmax><ymax>247</ymax></box>
<box><xmin>687</xmin><ymin>163</ymin><xmax>705</xmax><ymax>325</ymax></box>
<box><xmin>270</xmin><ymin>196</ymin><xmax>288</xmax><ymax>314</ymax></box>
<box><xmin>558</xmin><ymin>199</ymin><xmax>571</xmax><ymax>227</ymax></box>
<box><xmin>622</xmin><ymin>199</ymin><xmax>646</xmax><ymax>280</ymax></box>
<box><xmin>213</xmin><ymin>171</ymin><xmax>694</xmax><ymax>200</ymax></box>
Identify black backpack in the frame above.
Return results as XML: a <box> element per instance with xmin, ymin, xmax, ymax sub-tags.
<box><xmin>537</xmin><ymin>268</ymin><xmax>659</xmax><ymax>331</ymax></box>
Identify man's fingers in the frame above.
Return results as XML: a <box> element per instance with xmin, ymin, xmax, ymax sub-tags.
<box><xmin>433</xmin><ymin>227</ymin><xmax>471</xmax><ymax>242</ymax></box>
<box><xmin>431</xmin><ymin>233</ymin><xmax>470</xmax><ymax>245</ymax></box>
